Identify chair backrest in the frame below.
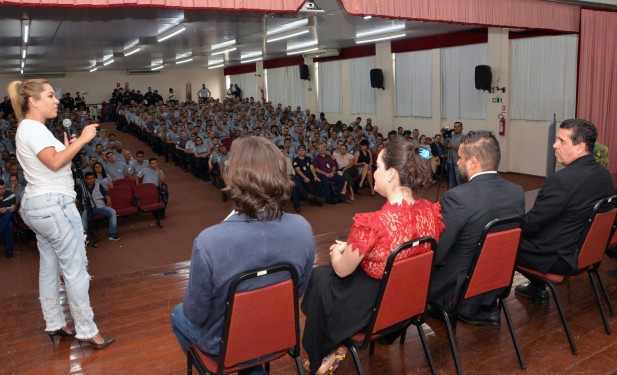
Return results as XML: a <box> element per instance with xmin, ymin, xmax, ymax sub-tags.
<box><xmin>114</xmin><ymin>178</ymin><xmax>136</xmax><ymax>190</ymax></box>
<box><xmin>462</xmin><ymin>217</ymin><xmax>523</xmax><ymax>302</ymax></box>
<box><xmin>107</xmin><ymin>186</ymin><xmax>135</xmax><ymax>210</ymax></box>
<box><xmin>218</xmin><ymin>264</ymin><xmax>299</xmax><ymax>373</ymax></box>
<box><xmin>578</xmin><ymin>195</ymin><xmax>617</xmax><ymax>270</ymax></box>
<box><xmin>133</xmin><ymin>183</ymin><xmax>161</xmax><ymax>205</ymax></box>
<box><xmin>370</xmin><ymin>237</ymin><xmax>436</xmax><ymax>334</ymax></box>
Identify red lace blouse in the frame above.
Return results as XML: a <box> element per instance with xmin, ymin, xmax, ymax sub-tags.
<box><xmin>346</xmin><ymin>199</ymin><xmax>445</xmax><ymax>279</ymax></box>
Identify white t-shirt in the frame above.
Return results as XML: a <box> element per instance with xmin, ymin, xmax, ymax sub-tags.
<box><xmin>16</xmin><ymin>119</ymin><xmax>75</xmax><ymax>199</ymax></box>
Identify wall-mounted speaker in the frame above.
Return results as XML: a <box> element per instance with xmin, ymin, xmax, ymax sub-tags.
<box><xmin>299</xmin><ymin>64</ymin><xmax>310</xmax><ymax>80</ymax></box>
<box><xmin>370</xmin><ymin>68</ymin><xmax>384</xmax><ymax>89</ymax></box>
<box><xmin>475</xmin><ymin>65</ymin><xmax>492</xmax><ymax>91</ymax></box>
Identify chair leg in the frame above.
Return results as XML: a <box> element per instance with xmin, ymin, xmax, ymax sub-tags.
<box><xmin>500</xmin><ymin>299</ymin><xmax>526</xmax><ymax>369</ymax></box>
<box><xmin>347</xmin><ymin>345</ymin><xmax>364</xmax><ymax>375</ymax></box>
<box><xmin>588</xmin><ymin>270</ymin><xmax>611</xmax><ymax>335</ymax></box>
<box><xmin>265</xmin><ymin>361</ymin><xmax>270</xmax><ymax>373</ymax></box>
<box><xmin>416</xmin><ymin>324</ymin><xmax>437</xmax><ymax>375</ymax></box>
<box><xmin>368</xmin><ymin>340</ymin><xmax>375</xmax><ymax>355</ymax></box>
<box><xmin>441</xmin><ymin>309</ymin><xmax>462</xmax><ymax>375</ymax></box>
<box><xmin>399</xmin><ymin>328</ymin><xmax>407</xmax><ymax>345</ymax></box>
<box><xmin>294</xmin><ymin>355</ymin><xmax>304</xmax><ymax>375</ymax></box>
<box><xmin>546</xmin><ymin>282</ymin><xmax>578</xmax><ymax>355</ymax></box>
<box><xmin>187</xmin><ymin>349</ymin><xmax>194</xmax><ymax>375</ymax></box>
<box><xmin>153</xmin><ymin>211</ymin><xmax>162</xmax><ymax>227</ymax></box>
<box><xmin>595</xmin><ymin>267</ymin><xmax>616</xmax><ymax>316</ymax></box>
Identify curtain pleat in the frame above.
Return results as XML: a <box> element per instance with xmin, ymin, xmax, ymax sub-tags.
<box><xmin>349</xmin><ymin>56</ymin><xmax>376</xmax><ymax>115</ymax></box>
<box><xmin>317</xmin><ymin>61</ymin><xmax>342</xmax><ymax>114</ymax></box>
<box><xmin>231</xmin><ymin>72</ymin><xmax>257</xmax><ymax>100</ymax></box>
<box><xmin>340</xmin><ymin>0</ymin><xmax>579</xmax><ymax>33</ymax></box>
<box><xmin>577</xmin><ymin>9</ymin><xmax>617</xmax><ymax>173</ymax></box>
<box><xmin>395</xmin><ymin>50</ymin><xmax>432</xmax><ymax>117</ymax></box>
<box><xmin>1</xmin><ymin>0</ymin><xmax>303</xmax><ymax>11</ymax></box>
<box><xmin>266</xmin><ymin>66</ymin><xmax>305</xmax><ymax>110</ymax></box>
<box><xmin>510</xmin><ymin>35</ymin><xmax>577</xmax><ymax>121</ymax></box>
<box><xmin>441</xmin><ymin>43</ymin><xmax>487</xmax><ymax>120</ymax></box>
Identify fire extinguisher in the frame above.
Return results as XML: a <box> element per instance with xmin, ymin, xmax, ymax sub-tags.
<box><xmin>498</xmin><ymin>114</ymin><xmax>506</xmax><ymax>136</ymax></box>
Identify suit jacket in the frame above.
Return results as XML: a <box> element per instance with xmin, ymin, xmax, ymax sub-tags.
<box><xmin>430</xmin><ymin>173</ymin><xmax>525</xmax><ymax>314</ymax></box>
<box><xmin>518</xmin><ymin>154</ymin><xmax>614</xmax><ymax>273</ymax></box>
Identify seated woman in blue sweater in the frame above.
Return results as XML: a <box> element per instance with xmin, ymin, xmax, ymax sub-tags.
<box><xmin>171</xmin><ymin>136</ymin><xmax>315</xmax><ymax>375</ymax></box>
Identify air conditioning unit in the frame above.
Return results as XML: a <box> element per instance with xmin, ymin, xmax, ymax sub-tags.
<box><xmin>127</xmin><ymin>69</ymin><xmax>160</xmax><ymax>75</ymax></box>
<box><xmin>24</xmin><ymin>72</ymin><xmax>66</xmax><ymax>79</ymax></box>
<box><xmin>303</xmin><ymin>48</ymin><xmax>340</xmax><ymax>58</ymax></box>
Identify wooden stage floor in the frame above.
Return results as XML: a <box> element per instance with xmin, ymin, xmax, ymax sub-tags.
<box><xmin>2</xmin><ymin>230</ymin><xmax>617</xmax><ymax>375</ymax></box>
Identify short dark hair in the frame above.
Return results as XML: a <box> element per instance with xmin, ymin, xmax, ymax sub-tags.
<box><xmin>460</xmin><ymin>131</ymin><xmax>501</xmax><ymax>171</ymax></box>
<box><xmin>380</xmin><ymin>140</ymin><xmax>433</xmax><ymax>191</ymax></box>
<box><xmin>223</xmin><ymin>137</ymin><xmax>292</xmax><ymax>220</ymax></box>
<box><xmin>560</xmin><ymin>118</ymin><xmax>597</xmax><ymax>153</ymax></box>
<box><xmin>84</xmin><ymin>172</ymin><xmax>96</xmax><ymax>179</ymax></box>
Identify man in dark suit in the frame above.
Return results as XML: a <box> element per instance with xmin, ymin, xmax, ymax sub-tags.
<box><xmin>515</xmin><ymin>119</ymin><xmax>614</xmax><ymax>305</ymax></box>
<box><xmin>430</xmin><ymin>131</ymin><xmax>525</xmax><ymax>328</ymax></box>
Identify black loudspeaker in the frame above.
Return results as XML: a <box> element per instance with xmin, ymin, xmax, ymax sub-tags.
<box><xmin>370</xmin><ymin>68</ymin><xmax>384</xmax><ymax>89</ymax></box>
<box><xmin>475</xmin><ymin>65</ymin><xmax>492</xmax><ymax>91</ymax></box>
<box><xmin>299</xmin><ymin>64</ymin><xmax>310</xmax><ymax>80</ymax></box>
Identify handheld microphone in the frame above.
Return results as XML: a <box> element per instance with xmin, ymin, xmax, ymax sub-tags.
<box><xmin>62</xmin><ymin>119</ymin><xmax>72</xmax><ymax>139</ymax></box>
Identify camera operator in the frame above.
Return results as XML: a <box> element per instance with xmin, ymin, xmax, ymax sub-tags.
<box><xmin>443</xmin><ymin>121</ymin><xmax>465</xmax><ymax>188</ymax></box>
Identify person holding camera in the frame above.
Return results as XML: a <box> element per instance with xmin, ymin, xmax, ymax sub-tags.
<box><xmin>444</xmin><ymin>121</ymin><xmax>465</xmax><ymax>188</ymax></box>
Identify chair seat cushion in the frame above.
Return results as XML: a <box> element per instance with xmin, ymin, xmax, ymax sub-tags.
<box><xmin>116</xmin><ymin>207</ymin><xmax>138</xmax><ymax>216</ymax></box>
<box><xmin>517</xmin><ymin>266</ymin><xmax>565</xmax><ymax>283</ymax></box>
<box><xmin>140</xmin><ymin>203</ymin><xmax>165</xmax><ymax>211</ymax></box>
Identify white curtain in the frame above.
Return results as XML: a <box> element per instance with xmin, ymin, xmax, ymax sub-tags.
<box><xmin>265</xmin><ymin>66</ymin><xmax>306</xmax><ymax>109</ymax></box>
<box><xmin>441</xmin><ymin>43</ymin><xmax>487</xmax><ymax>119</ymax></box>
<box><xmin>230</xmin><ymin>72</ymin><xmax>257</xmax><ymax>100</ymax></box>
<box><xmin>317</xmin><ymin>60</ymin><xmax>342</xmax><ymax>114</ymax></box>
<box><xmin>510</xmin><ymin>35</ymin><xmax>578</xmax><ymax>120</ymax></box>
<box><xmin>349</xmin><ymin>56</ymin><xmax>376</xmax><ymax>114</ymax></box>
<box><xmin>395</xmin><ymin>50</ymin><xmax>432</xmax><ymax>117</ymax></box>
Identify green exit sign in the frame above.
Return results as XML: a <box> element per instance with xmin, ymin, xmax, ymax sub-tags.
<box><xmin>492</xmin><ymin>98</ymin><xmax>502</xmax><ymax>103</ymax></box>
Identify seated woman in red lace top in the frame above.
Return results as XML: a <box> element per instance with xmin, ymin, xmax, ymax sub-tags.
<box><xmin>301</xmin><ymin>140</ymin><xmax>445</xmax><ymax>375</ymax></box>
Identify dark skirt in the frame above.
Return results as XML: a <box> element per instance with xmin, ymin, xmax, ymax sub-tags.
<box><xmin>301</xmin><ymin>265</ymin><xmax>380</xmax><ymax>373</ymax></box>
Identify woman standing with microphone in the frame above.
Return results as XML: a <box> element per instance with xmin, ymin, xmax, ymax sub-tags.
<box><xmin>8</xmin><ymin>79</ymin><xmax>113</xmax><ymax>349</ymax></box>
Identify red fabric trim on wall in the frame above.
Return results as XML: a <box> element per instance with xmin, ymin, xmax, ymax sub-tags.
<box><xmin>263</xmin><ymin>56</ymin><xmax>304</xmax><ymax>69</ymax></box>
<box><xmin>223</xmin><ymin>63</ymin><xmax>256</xmax><ymax>76</ymax></box>
<box><xmin>576</xmin><ymin>8</ymin><xmax>617</xmax><ymax>173</ymax></box>
<box><xmin>313</xmin><ymin>45</ymin><xmax>375</xmax><ymax>63</ymax></box>
<box><xmin>391</xmin><ymin>28</ymin><xmax>487</xmax><ymax>54</ymax></box>
<box><xmin>340</xmin><ymin>0</ymin><xmax>580</xmax><ymax>33</ymax></box>
<box><xmin>0</xmin><ymin>0</ymin><xmax>304</xmax><ymax>12</ymax></box>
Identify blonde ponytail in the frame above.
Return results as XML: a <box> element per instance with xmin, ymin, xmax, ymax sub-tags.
<box><xmin>7</xmin><ymin>79</ymin><xmax>50</xmax><ymax>121</ymax></box>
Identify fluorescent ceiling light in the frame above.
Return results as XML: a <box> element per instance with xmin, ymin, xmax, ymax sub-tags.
<box><xmin>151</xmin><ymin>65</ymin><xmax>164</xmax><ymax>71</ymax></box>
<box><xmin>287</xmin><ymin>40</ymin><xmax>318</xmax><ymax>51</ymax></box>
<box><xmin>208</xmin><ymin>63</ymin><xmax>224</xmax><ymax>69</ymax></box>
<box><xmin>124</xmin><ymin>46</ymin><xmax>141</xmax><ymax>57</ymax></box>
<box><xmin>267</xmin><ymin>18</ymin><xmax>309</xmax><ymax>36</ymax></box>
<box><xmin>267</xmin><ymin>29</ymin><xmax>309</xmax><ymax>43</ymax></box>
<box><xmin>157</xmin><ymin>24</ymin><xmax>186</xmax><ymax>43</ymax></box>
<box><xmin>363</xmin><ymin>16</ymin><xmax>372</xmax><ymax>20</ymax></box>
<box><xmin>287</xmin><ymin>47</ymin><xmax>318</xmax><ymax>55</ymax></box>
<box><xmin>89</xmin><ymin>67</ymin><xmax>98</xmax><ymax>72</ymax></box>
<box><xmin>21</xmin><ymin>46</ymin><xmax>27</xmax><ymax>59</ymax></box>
<box><xmin>240</xmin><ymin>51</ymin><xmax>262</xmax><ymax>60</ymax></box>
<box><xmin>176</xmin><ymin>57</ymin><xmax>193</xmax><ymax>64</ymax></box>
<box><xmin>355</xmin><ymin>32</ymin><xmax>406</xmax><ymax>44</ymax></box>
<box><xmin>241</xmin><ymin>57</ymin><xmax>263</xmax><ymax>63</ymax></box>
<box><xmin>22</xmin><ymin>19</ymin><xmax>30</xmax><ymax>43</ymax></box>
<box><xmin>208</xmin><ymin>59</ymin><xmax>224</xmax><ymax>66</ymax></box>
<box><xmin>212</xmin><ymin>39</ymin><xmax>236</xmax><ymax>51</ymax></box>
<box><xmin>21</xmin><ymin>61</ymin><xmax>25</xmax><ymax>68</ymax></box>
<box><xmin>356</xmin><ymin>24</ymin><xmax>405</xmax><ymax>38</ymax></box>
<box><xmin>211</xmin><ymin>47</ymin><xmax>236</xmax><ymax>56</ymax></box>
<box><xmin>20</xmin><ymin>68</ymin><xmax>24</xmax><ymax>75</ymax></box>
<box><xmin>103</xmin><ymin>58</ymin><xmax>115</xmax><ymax>66</ymax></box>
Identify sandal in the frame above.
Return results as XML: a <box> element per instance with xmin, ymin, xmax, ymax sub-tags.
<box><xmin>316</xmin><ymin>349</ymin><xmax>346</xmax><ymax>375</ymax></box>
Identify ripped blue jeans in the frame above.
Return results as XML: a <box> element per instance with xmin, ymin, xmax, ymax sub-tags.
<box><xmin>20</xmin><ymin>193</ymin><xmax>99</xmax><ymax>339</ymax></box>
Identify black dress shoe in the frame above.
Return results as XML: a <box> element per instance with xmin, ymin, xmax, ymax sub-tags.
<box><xmin>515</xmin><ymin>283</ymin><xmax>549</xmax><ymax>306</ymax></box>
<box><xmin>459</xmin><ymin>310</ymin><xmax>501</xmax><ymax>329</ymax></box>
